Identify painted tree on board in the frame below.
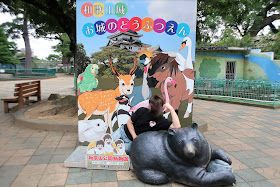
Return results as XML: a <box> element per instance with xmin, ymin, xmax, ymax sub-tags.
<box><xmin>91</xmin><ymin>46</ymin><xmax>142</xmax><ymax>78</ymax></box>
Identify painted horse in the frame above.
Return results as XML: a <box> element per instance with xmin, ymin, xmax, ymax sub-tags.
<box><xmin>147</xmin><ymin>53</ymin><xmax>194</xmax><ymax>118</ymax></box>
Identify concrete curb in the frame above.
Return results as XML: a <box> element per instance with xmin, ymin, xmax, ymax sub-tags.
<box><xmin>12</xmin><ymin>99</ymin><xmax>208</xmax><ymax>133</ymax></box>
<box><xmin>194</xmin><ymin>96</ymin><xmax>280</xmax><ymax>109</ymax></box>
<box><xmin>0</xmin><ymin>76</ymin><xmax>57</xmax><ymax>81</ymax></box>
<box><xmin>13</xmin><ymin>100</ymin><xmax>77</xmax><ymax>132</ymax></box>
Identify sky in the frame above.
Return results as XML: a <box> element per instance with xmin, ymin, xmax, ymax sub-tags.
<box><xmin>0</xmin><ymin>12</ymin><xmax>59</xmax><ymax>59</ymax></box>
<box><xmin>0</xmin><ymin>1</ymin><xmax>279</xmax><ymax>60</ymax></box>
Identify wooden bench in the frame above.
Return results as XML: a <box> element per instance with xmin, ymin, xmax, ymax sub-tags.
<box><xmin>1</xmin><ymin>80</ymin><xmax>41</xmax><ymax>113</ymax></box>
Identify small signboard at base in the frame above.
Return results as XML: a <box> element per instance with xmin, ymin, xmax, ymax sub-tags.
<box><xmin>86</xmin><ymin>154</ymin><xmax>130</xmax><ymax>170</ymax></box>
<box><xmin>85</xmin><ymin>134</ymin><xmax>130</xmax><ymax>170</ymax></box>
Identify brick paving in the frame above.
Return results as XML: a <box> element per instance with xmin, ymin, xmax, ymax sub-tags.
<box><xmin>0</xmin><ymin>74</ymin><xmax>280</xmax><ymax>187</ymax></box>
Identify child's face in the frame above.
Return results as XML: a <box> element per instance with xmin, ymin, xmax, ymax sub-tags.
<box><xmin>117</xmin><ymin>143</ymin><xmax>123</xmax><ymax>149</ymax></box>
<box><xmin>105</xmin><ymin>138</ymin><xmax>111</xmax><ymax>144</ymax></box>
<box><xmin>97</xmin><ymin>144</ymin><xmax>103</xmax><ymax>150</ymax></box>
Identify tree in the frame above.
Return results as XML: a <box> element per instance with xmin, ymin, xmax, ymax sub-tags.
<box><xmin>271</xmin><ymin>32</ymin><xmax>280</xmax><ymax>59</ymax></box>
<box><xmin>16</xmin><ymin>52</ymin><xmax>25</xmax><ymax>58</ymax></box>
<box><xmin>2</xmin><ymin>15</ymin><xmax>33</xmax><ymax>69</ymax></box>
<box><xmin>76</xmin><ymin>43</ymin><xmax>91</xmax><ymax>77</ymax></box>
<box><xmin>46</xmin><ymin>54</ymin><xmax>61</xmax><ymax>62</ymax></box>
<box><xmin>0</xmin><ymin>26</ymin><xmax>20</xmax><ymax>65</ymax></box>
<box><xmin>52</xmin><ymin>33</ymin><xmax>76</xmax><ymax>73</ymax></box>
<box><xmin>0</xmin><ymin>0</ymin><xmax>76</xmax><ymax>60</ymax></box>
<box><xmin>214</xmin><ymin>28</ymin><xmax>254</xmax><ymax>47</ymax></box>
<box><xmin>52</xmin><ymin>33</ymin><xmax>72</xmax><ymax>58</ymax></box>
<box><xmin>197</xmin><ymin>0</ymin><xmax>280</xmax><ymax>42</ymax></box>
<box><xmin>254</xmin><ymin>32</ymin><xmax>280</xmax><ymax>59</ymax></box>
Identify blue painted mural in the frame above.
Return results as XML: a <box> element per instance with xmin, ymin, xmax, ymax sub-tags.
<box><xmin>246</xmin><ymin>55</ymin><xmax>280</xmax><ymax>82</ymax></box>
<box><xmin>197</xmin><ymin>52</ymin><xmax>280</xmax><ymax>82</ymax></box>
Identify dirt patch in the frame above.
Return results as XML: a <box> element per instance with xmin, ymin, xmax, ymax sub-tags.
<box><xmin>24</xmin><ymin>100</ymin><xmax>78</xmax><ymax>123</ymax></box>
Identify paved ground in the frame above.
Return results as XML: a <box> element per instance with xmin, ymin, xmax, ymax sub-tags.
<box><xmin>0</xmin><ymin>74</ymin><xmax>280</xmax><ymax>187</ymax></box>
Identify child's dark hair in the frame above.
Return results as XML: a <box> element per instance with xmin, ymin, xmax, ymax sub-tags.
<box><xmin>149</xmin><ymin>95</ymin><xmax>164</xmax><ymax>118</ymax></box>
<box><xmin>103</xmin><ymin>134</ymin><xmax>112</xmax><ymax>140</ymax></box>
<box><xmin>96</xmin><ymin>140</ymin><xmax>104</xmax><ymax>146</ymax></box>
<box><xmin>115</xmin><ymin>139</ymin><xmax>124</xmax><ymax>146</ymax></box>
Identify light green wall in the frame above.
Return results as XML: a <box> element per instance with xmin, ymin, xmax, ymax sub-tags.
<box><xmin>195</xmin><ymin>55</ymin><xmax>244</xmax><ymax>79</ymax></box>
<box><xmin>243</xmin><ymin>60</ymin><xmax>269</xmax><ymax>81</ymax></box>
<box><xmin>274</xmin><ymin>60</ymin><xmax>280</xmax><ymax>67</ymax></box>
<box><xmin>195</xmin><ymin>51</ymin><xmax>280</xmax><ymax>81</ymax></box>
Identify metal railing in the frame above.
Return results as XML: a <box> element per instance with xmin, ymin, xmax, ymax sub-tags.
<box><xmin>194</xmin><ymin>78</ymin><xmax>280</xmax><ymax>106</ymax></box>
<box><xmin>0</xmin><ymin>68</ymin><xmax>56</xmax><ymax>78</ymax></box>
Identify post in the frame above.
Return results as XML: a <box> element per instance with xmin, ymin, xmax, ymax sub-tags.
<box><xmin>37</xmin><ymin>81</ymin><xmax>42</xmax><ymax>101</ymax></box>
<box><xmin>3</xmin><ymin>101</ymin><xmax>9</xmax><ymax>113</ymax></box>
<box><xmin>273</xmin><ymin>84</ymin><xmax>276</xmax><ymax>106</ymax></box>
<box><xmin>230</xmin><ymin>80</ymin><xmax>233</xmax><ymax>101</ymax></box>
<box><xmin>196</xmin><ymin>79</ymin><xmax>199</xmax><ymax>97</ymax></box>
<box><xmin>17</xmin><ymin>85</ymin><xmax>24</xmax><ymax>110</ymax></box>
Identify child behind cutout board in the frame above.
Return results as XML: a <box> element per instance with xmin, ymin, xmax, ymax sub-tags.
<box><xmin>87</xmin><ymin>140</ymin><xmax>105</xmax><ymax>155</ymax></box>
<box><xmin>115</xmin><ymin>139</ymin><xmax>126</xmax><ymax>155</ymax></box>
<box><xmin>103</xmin><ymin>134</ymin><xmax>118</xmax><ymax>155</ymax></box>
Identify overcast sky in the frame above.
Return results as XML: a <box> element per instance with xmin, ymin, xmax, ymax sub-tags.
<box><xmin>0</xmin><ymin>12</ymin><xmax>59</xmax><ymax>59</ymax></box>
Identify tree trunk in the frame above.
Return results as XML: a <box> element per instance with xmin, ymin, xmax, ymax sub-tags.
<box><xmin>269</xmin><ymin>23</ymin><xmax>279</xmax><ymax>34</ymax></box>
<box><xmin>22</xmin><ymin>12</ymin><xmax>32</xmax><ymax>70</ymax></box>
<box><xmin>247</xmin><ymin>14</ymin><xmax>280</xmax><ymax>37</ymax></box>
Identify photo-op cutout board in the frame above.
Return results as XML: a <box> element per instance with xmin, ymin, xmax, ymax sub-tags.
<box><xmin>77</xmin><ymin>0</ymin><xmax>197</xmax><ymax>145</ymax></box>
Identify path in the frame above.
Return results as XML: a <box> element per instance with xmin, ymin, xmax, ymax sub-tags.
<box><xmin>0</xmin><ymin>74</ymin><xmax>279</xmax><ymax>186</ymax></box>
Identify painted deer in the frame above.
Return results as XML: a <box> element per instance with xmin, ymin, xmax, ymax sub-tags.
<box><xmin>78</xmin><ymin>57</ymin><xmax>137</xmax><ymax>134</ymax></box>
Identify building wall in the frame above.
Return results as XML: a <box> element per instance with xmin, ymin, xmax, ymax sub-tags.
<box><xmin>195</xmin><ymin>51</ymin><xmax>280</xmax><ymax>82</ymax></box>
<box><xmin>195</xmin><ymin>53</ymin><xmax>245</xmax><ymax>79</ymax></box>
<box><xmin>243</xmin><ymin>59</ymin><xmax>269</xmax><ymax>81</ymax></box>
<box><xmin>120</xmin><ymin>44</ymin><xmax>140</xmax><ymax>52</ymax></box>
<box><xmin>244</xmin><ymin>52</ymin><xmax>280</xmax><ymax>82</ymax></box>
<box><xmin>118</xmin><ymin>35</ymin><xmax>139</xmax><ymax>41</ymax></box>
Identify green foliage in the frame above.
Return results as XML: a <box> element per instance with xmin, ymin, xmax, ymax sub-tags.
<box><xmin>32</xmin><ymin>56</ymin><xmax>40</xmax><ymax>61</ymax></box>
<box><xmin>1</xmin><ymin>7</ymin><xmax>34</xmax><ymax>69</ymax></box>
<box><xmin>199</xmin><ymin>58</ymin><xmax>221</xmax><ymax>78</ymax></box>
<box><xmin>197</xmin><ymin>0</ymin><xmax>280</xmax><ymax>45</ymax></box>
<box><xmin>1</xmin><ymin>17</ymin><xmax>27</xmax><ymax>39</ymax></box>
<box><xmin>46</xmin><ymin>54</ymin><xmax>61</xmax><ymax>62</ymax></box>
<box><xmin>0</xmin><ymin>0</ymin><xmax>76</xmax><ymax>55</ymax></box>
<box><xmin>214</xmin><ymin>29</ymin><xmax>254</xmax><ymax>47</ymax></box>
<box><xmin>0</xmin><ymin>26</ymin><xmax>20</xmax><ymax>65</ymax></box>
<box><xmin>272</xmin><ymin>32</ymin><xmax>280</xmax><ymax>59</ymax></box>
<box><xmin>253</xmin><ymin>32</ymin><xmax>280</xmax><ymax>59</ymax></box>
<box><xmin>91</xmin><ymin>46</ymin><xmax>136</xmax><ymax>78</ymax></box>
<box><xmin>75</xmin><ymin>43</ymin><xmax>91</xmax><ymax>76</ymax></box>
<box><xmin>52</xmin><ymin>33</ymin><xmax>72</xmax><ymax>57</ymax></box>
<box><xmin>16</xmin><ymin>52</ymin><xmax>25</xmax><ymax>58</ymax></box>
